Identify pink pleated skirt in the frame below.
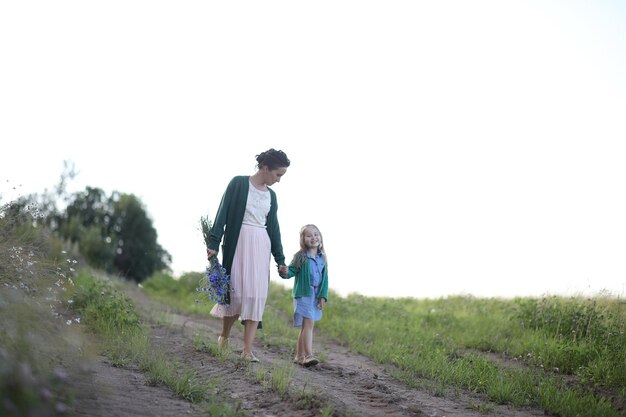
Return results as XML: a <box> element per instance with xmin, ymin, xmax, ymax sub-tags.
<box><xmin>210</xmin><ymin>224</ymin><xmax>271</xmax><ymax>322</ymax></box>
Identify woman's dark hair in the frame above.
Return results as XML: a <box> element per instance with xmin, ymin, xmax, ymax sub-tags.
<box><xmin>256</xmin><ymin>148</ymin><xmax>291</xmax><ymax>170</ymax></box>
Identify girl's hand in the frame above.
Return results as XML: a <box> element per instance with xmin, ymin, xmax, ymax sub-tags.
<box><xmin>278</xmin><ymin>265</ymin><xmax>288</xmax><ymax>276</ymax></box>
<box><xmin>207</xmin><ymin>248</ymin><xmax>217</xmax><ymax>260</ymax></box>
<box><xmin>317</xmin><ymin>298</ymin><xmax>326</xmax><ymax>310</ymax></box>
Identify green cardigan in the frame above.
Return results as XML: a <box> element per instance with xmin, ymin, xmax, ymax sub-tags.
<box><xmin>208</xmin><ymin>176</ymin><xmax>286</xmax><ymax>283</ymax></box>
<box><xmin>282</xmin><ymin>252</ymin><xmax>329</xmax><ymax>302</ymax></box>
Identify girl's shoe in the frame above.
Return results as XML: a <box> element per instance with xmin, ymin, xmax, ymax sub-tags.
<box><xmin>302</xmin><ymin>355</ymin><xmax>319</xmax><ymax>367</ymax></box>
<box><xmin>241</xmin><ymin>352</ymin><xmax>259</xmax><ymax>363</ymax></box>
<box><xmin>217</xmin><ymin>336</ymin><xmax>229</xmax><ymax>350</ymax></box>
<box><xmin>293</xmin><ymin>356</ymin><xmax>303</xmax><ymax>364</ymax></box>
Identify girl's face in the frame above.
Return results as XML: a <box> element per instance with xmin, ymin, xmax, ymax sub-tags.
<box><xmin>302</xmin><ymin>227</ymin><xmax>321</xmax><ymax>250</ymax></box>
<box><xmin>262</xmin><ymin>166</ymin><xmax>288</xmax><ymax>186</ymax></box>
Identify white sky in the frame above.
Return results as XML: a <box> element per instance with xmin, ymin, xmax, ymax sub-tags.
<box><xmin>2</xmin><ymin>1</ymin><xmax>625</xmax><ymax>299</ymax></box>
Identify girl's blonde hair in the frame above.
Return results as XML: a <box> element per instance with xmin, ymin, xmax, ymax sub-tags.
<box><xmin>292</xmin><ymin>224</ymin><xmax>327</xmax><ymax>267</ymax></box>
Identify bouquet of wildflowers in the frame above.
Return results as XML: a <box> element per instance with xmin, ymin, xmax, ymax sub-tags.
<box><xmin>196</xmin><ymin>215</ymin><xmax>231</xmax><ymax>305</ymax></box>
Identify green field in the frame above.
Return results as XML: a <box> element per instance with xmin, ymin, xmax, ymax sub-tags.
<box><xmin>2</xmin><ymin>205</ymin><xmax>625</xmax><ymax>417</ymax></box>
<box><xmin>144</xmin><ymin>271</ymin><xmax>626</xmax><ymax>417</ymax></box>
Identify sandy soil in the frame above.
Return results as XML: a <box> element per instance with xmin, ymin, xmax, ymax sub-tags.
<box><xmin>70</xmin><ymin>288</ymin><xmax>549</xmax><ymax>417</ymax></box>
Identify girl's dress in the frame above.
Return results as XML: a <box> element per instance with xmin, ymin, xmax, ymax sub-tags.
<box><xmin>293</xmin><ymin>253</ymin><xmax>324</xmax><ymax>327</ymax></box>
<box><xmin>211</xmin><ymin>181</ymin><xmax>271</xmax><ymax>322</ymax></box>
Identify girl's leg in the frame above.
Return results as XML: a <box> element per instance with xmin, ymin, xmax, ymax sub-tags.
<box><xmin>302</xmin><ymin>318</ymin><xmax>315</xmax><ymax>357</ymax></box>
<box><xmin>300</xmin><ymin>319</ymin><xmax>318</xmax><ymax>366</ymax></box>
<box><xmin>295</xmin><ymin>328</ymin><xmax>305</xmax><ymax>361</ymax></box>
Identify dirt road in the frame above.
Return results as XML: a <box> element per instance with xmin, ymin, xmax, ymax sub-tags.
<box><xmin>72</xmin><ymin>287</ymin><xmax>547</xmax><ymax>417</ymax></box>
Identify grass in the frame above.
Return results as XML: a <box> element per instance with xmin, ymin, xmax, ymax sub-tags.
<box><xmin>1</xmin><ymin>201</ymin><xmax>80</xmax><ymax>417</ymax></box>
<box><xmin>142</xmin><ymin>270</ymin><xmax>625</xmax><ymax>417</ymax></box>
<box><xmin>193</xmin><ymin>333</ymin><xmax>231</xmax><ymax>362</ymax></box>
<box><xmin>316</xmin><ymin>292</ymin><xmax>625</xmax><ymax>417</ymax></box>
<box><xmin>1</xmin><ymin>198</ymin><xmax>246</xmax><ymax>416</ymax></box>
<box><xmin>68</xmin><ymin>270</ymin><xmax>243</xmax><ymax>414</ymax></box>
<box><xmin>191</xmin><ymin>330</ymin><xmax>340</xmax><ymax>415</ymax></box>
<box><xmin>251</xmin><ymin>360</ymin><xmax>292</xmax><ymax>397</ymax></box>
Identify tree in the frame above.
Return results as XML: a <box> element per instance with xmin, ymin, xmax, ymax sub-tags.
<box><xmin>110</xmin><ymin>194</ymin><xmax>171</xmax><ymax>282</ymax></box>
<box><xmin>57</xmin><ymin>187</ymin><xmax>171</xmax><ymax>282</ymax></box>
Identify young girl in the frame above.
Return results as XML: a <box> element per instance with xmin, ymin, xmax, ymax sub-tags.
<box><xmin>281</xmin><ymin>224</ymin><xmax>329</xmax><ymax>367</ymax></box>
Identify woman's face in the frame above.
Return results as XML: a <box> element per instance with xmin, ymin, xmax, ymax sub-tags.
<box><xmin>263</xmin><ymin>166</ymin><xmax>288</xmax><ymax>185</ymax></box>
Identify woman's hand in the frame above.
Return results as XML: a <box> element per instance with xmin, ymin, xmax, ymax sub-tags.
<box><xmin>207</xmin><ymin>248</ymin><xmax>217</xmax><ymax>260</ymax></box>
<box><xmin>278</xmin><ymin>265</ymin><xmax>288</xmax><ymax>276</ymax></box>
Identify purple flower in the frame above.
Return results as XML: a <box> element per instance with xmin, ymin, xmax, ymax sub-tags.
<box><xmin>198</xmin><ymin>216</ymin><xmax>232</xmax><ymax>305</ymax></box>
<box><xmin>197</xmin><ymin>257</ymin><xmax>231</xmax><ymax>305</ymax></box>
<box><xmin>55</xmin><ymin>402</ymin><xmax>68</xmax><ymax>413</ymax></box>
<box><xmin>53</xmin><ymin>368</ymin><xmax>68</xmax><ymax>382</ymax></box>
<box><xmin>41</xmin><ymin>387</ymin><xmax>53</xmax><ymax>401</ymax></box>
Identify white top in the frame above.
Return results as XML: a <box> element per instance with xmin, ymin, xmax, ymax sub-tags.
<box><xmin>242</xmin><ymin>180</ymin><xmax>271</xmax><ymax>227</ymax></box>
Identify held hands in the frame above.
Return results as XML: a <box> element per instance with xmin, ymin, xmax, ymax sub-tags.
<box><xmin>278</xmin><ymin>264</ymin><xmax>288</xmax><ymax>278</ymax></box>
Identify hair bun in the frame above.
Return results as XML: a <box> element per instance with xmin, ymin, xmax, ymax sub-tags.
<box><xmin>256</xmin><ymin>148</ymin><xmax>290</xmax><ymax>169</ymax></box>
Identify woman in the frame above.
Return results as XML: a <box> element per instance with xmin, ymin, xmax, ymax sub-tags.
<box><xmin>207</xmin><ymin>148</ymin><xmax>290</xmax><ymax>362</ymax></box>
